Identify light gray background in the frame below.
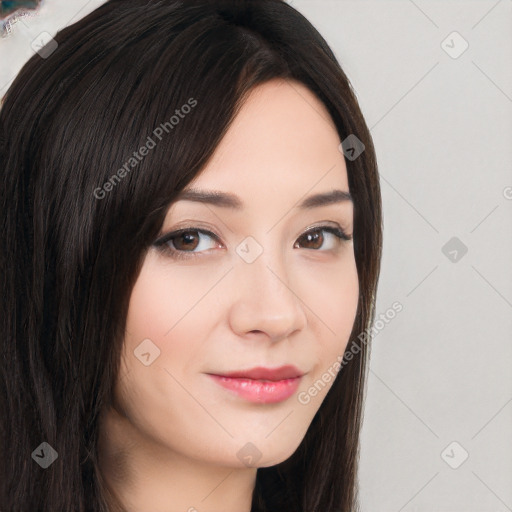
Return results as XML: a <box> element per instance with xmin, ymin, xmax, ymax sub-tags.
<box><xmin>1</xmin><ymin>1</ymin><xmax>511</xmax><ymax>511</ymax></box>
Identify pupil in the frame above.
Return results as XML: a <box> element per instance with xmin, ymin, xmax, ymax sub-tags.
<box><xmin>178</xmin><ymin>232</ymin><xmax>198</xmax><ymax>250</ymax></box>
<box><xmin>305</xmin><ymin>231</ymin><xmax>322</xmax><ymax>249</ymax></box>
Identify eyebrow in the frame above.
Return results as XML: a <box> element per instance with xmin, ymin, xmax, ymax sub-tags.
<box><xmin>174</xmin><ymin>188</ymin><xmax>353</xmax><ymax>210</ymax></box>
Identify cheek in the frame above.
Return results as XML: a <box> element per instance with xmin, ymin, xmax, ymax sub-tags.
<box><xmin>116</xmin><ymin>259</ymin><xmax>193</xmax><ymax>422</ymax></box>
<box><xmin>299</xmin><ymin>254</ymin><xmax>359</xmax><ymax>398</ymax></box>
<box><xmin>125</xmin><ymin>249</ymin><xmax>225</xmax><ymax>342</ymax></box>
<box><xmin>125</xmin><ymin>256</ymin><xmax>209</xmax><ymax>340</ymax></box>
<box><xmin>123</xmin><ymin>259</ymin><xmax>216</xmax><ymax>379</ymax></box>
<box><xmin>303</xmin><ymin>253</ymin><xmax>359</xmax><ymax>345</ymax></box>
<box><xmin>114</xmin><ymin>260</ymin><xmax>218</xmax><ymax>446</ymax></box>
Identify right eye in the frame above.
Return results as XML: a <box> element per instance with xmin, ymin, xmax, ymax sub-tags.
<box><xmin>153</xmin><ymin>228</ymin><xmax>223</xmax><ymax>260</ymax></box>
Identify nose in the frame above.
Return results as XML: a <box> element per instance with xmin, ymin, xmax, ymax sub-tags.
<box><xmin>228</xmin><ymin>248</ymin><xmax>308</xmax><ymax>343</ymax></box>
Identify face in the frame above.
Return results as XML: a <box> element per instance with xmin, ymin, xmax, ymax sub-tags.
<box><xmin>113</xmin><ymin>79</ymin><xmax>359</xmax><ymax>469</ymax></box>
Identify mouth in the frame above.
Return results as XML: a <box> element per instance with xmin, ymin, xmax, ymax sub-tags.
<box><xmin>206</xmin><ymin>365</ymin><xmax>304</xmax><ymax>404</ymax></box>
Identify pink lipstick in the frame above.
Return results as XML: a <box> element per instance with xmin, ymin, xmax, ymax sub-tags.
<box><xmin>207</xmin><ymin>365</ymin><xmax>303</xmax><ymax>404</ymax></box>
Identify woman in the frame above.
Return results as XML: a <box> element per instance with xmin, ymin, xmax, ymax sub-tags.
<box><xmin>0</xmin><ymin>1</ymin><xmax>382</xmax><ymax>510</ymax></box>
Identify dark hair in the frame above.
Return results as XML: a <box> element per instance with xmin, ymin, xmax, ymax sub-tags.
<box><xmin>0</xmin><ymin>1</ymin><xmax>382</xmax><ymax>510</ymax></box>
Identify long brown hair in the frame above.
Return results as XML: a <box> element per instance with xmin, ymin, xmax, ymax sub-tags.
<box><xmin>0</xmin><ymin>1</ymin><xmax>382</xmax><ymax>510</ymax></box>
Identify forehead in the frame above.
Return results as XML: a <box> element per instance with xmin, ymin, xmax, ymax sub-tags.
<box><xmin>175</xmin><ymin>79</ymin><xmax>350</xmax><ymax>213</ymax></box>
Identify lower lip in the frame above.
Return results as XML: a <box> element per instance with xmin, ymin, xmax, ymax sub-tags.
<box><xmin>208</xmin><ymin>375</ymin><xmax>302</xmax><ymax>404</ymax></box>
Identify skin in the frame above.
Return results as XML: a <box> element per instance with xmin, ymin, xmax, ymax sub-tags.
<box><xmin>97</xmin><ymin>78</ymin><xmax>359</xmax><ymax>512</ymax></box>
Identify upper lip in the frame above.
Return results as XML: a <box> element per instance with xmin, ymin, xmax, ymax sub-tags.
<box><xmin>210</xmin><ymin>365</ymin><xmax>304</xmax><ymax>381</ymax></box>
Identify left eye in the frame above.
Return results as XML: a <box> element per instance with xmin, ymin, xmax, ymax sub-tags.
<box><xmin>153</xmin><ymin>225</ymin><xmax>351</xmax><ymax>260</ymax></box>
<box><xmin>294</xmin><ymin>226</ymin><xmax>350</xmax><ymax>250</ymax></box>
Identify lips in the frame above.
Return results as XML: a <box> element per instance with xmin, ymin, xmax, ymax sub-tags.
<box><xmin>212</xmin><ymin>365</ymin><xmax>304</xmax><ymax>381</ymax></box>
<box><xmin>206</xmin><ymin>365</ymin><xmax>304</xmax><ymax>404</ymax></box>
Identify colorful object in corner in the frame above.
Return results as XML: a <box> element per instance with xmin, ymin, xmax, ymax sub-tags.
<box><xmin>1</xmin><ymin>1</ymin><xmax>41</xmax><ymax>19</ymax></box>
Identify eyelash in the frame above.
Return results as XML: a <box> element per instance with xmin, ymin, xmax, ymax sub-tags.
<box><xmin>153</xmin><ymin>225</ymin><xmax>352</xmax><ymax>261</ymax></box>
